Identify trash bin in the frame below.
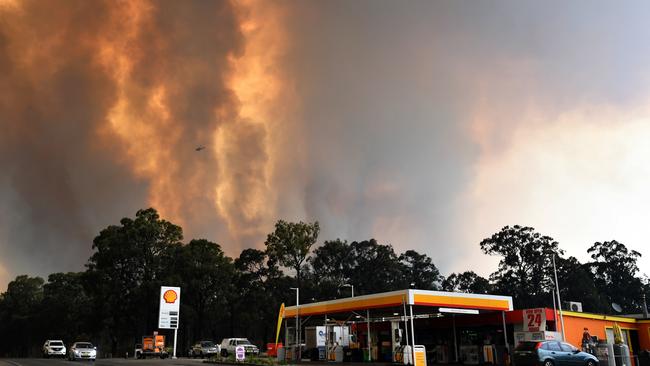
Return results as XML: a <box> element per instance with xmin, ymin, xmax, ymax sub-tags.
<box><xmin>363</xmin><ymin>348</ymin><xmax>371</xmax><ymax>362</ymax></box>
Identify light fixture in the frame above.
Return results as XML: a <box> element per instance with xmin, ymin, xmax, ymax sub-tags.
<box><xmin>439</xmin><ymin>307</ymin><xmax>479</xmax><ymax>315</ymax></box>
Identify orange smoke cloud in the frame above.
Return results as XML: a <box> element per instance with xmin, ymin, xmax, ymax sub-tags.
<box><xmin>0</xmin><ymin>0</ymin><xmax>296</xmax><ymax>286</ymax></box>
<box><xmin>99</xmin><ymin>0</ymin><xmax>293</xmax><ymax>249</ymax></box>
<box><xmin>215</xmin><ymin>0</ymin><xmax>296</xmax><ymax>243</ymax></box>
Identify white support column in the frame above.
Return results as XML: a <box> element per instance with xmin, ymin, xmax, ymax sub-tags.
<box><xmin>325</xmin><ymin>314</ymin><xmax>328</xmax><ymax>361</ymax></box>
<box><xmin>172</xmin><ymin>328</ymin><xmax>178</xmax><ymax>359</ymax></box>
<box><xmin>403</xmin><ymin>298</ymin><xmax>410</xmax><ymax>349</ymax></box>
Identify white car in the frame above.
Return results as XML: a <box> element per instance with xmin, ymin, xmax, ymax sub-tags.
<box><xmin>220</xmin><ymin>338</ymin><xmax>259</xmax><ymax>357</ymax></box>
<box><xmin>68</xmin><ymin>342</ymin><xmax>97</xmax><ymax>361</ymax></box>
<box><xmin>43</xmin><ymin>340</ymin><xmax>66</xmax><ymax>358</ymax></box>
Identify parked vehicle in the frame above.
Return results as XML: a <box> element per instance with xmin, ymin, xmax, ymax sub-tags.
<box><xmin>135</xmin><ymin>334</ymin><xmax>168</xmax><ymax>359</ymax></box>
<box><xmin>513</xmin><ymin>341</ymin><xmax>599</xmax><ymax>366</ymax></box>
<box><xmin>220</xmin><ymin>338</ymin><xmax>259</xmax><ymax>357</ymax></box>
<box><xmin>190</xmin><ymin>341</ymin><xmax>220</xmax><ymax>358</ymax></box>
<box><xmin>42</xmin><ymin>340</ymin><xmax>67</xmax><ymax>358</ymax></box>
<box><xmin>68</xmin><ymin>342</ymin><xmax>97</xmax><ymax>361</ymax></box>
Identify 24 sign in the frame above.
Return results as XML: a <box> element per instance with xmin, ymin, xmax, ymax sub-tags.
<box><xmin>523</xmin><ymin>308</ymin><xmax>546</xmax><ymax>332</ymax></box>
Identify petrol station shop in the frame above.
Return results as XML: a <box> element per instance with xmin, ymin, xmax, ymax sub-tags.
<box><xmin>281</xmin><ymin>289</ymin><xmax>650</xmax><ymax>366</ymax></box>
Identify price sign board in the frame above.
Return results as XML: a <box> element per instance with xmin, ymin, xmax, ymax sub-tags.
<box><xmin>523</xmin><ymin>308</ymin><xmax>546</xmax><ymax>332</ymax></box>
<box><xmin>236</xmin><ymin>346</ymin><xmax>245</xmax><ymax>361</ymax></box>
<box><xmin>159</xmin><ymin>286</ymin><xmax>181</xmax><ymax>329</ymax></box>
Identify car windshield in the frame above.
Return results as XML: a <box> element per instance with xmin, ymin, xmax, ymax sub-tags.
<box><xmin>201</xmin><ymin>342</ymin><xmax>215</xmax><ymax>347</ymax></box>
<box><xmin>236</xmin><ymin>340</ymin><xmax>252</xmax><ymax>345</ymax></box>
<box><xmin>76</xmin><ymin>343</ymin><xmax>93</xmax><ymax>349</ymax></box>
<box><xmin>515</xmin><ymin>342</ymin><xmax>539</xmax><ymax>351</ymax></box>
<box><xmin>50</xmin><ymin>342</ymin><xmax>64</xmax><ymax>346</ymax></box>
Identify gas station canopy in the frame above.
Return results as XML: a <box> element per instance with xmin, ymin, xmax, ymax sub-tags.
<box><xmin>284</xmin><ymin>289</ymin><xmax>513</xmax><ymax>319</ymax></box>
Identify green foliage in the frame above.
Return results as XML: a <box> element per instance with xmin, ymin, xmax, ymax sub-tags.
<box><xmin>0</xmin><ymin>275</ymin><xmax>44</xmax><ymax>356</ymax></box>
<box><xmin>2</xmin><ymin>211</ymin><xmax>649</xmax><ymax>358</ymax></box>
<box><xmin>555</xmin><ymin>256</ymin><xmax>606</xmax><ymax>313</ymax></box>
<box><xmin>588</xmin><ymin>240</ymin><xmax>643</xmax><ymax>313</ymax></box>
<box><xmin>85</xmin><ymin>208</ymin><xmax>184</xmax><ymax>354</ymax></box>
<box><xmin>481</xmin><ymin>225</ymin><xmax>563</xmax><ymax>308</ymax></box>
<box><xmin>204</xmin><ymin>355</ymin><xmax>284</xmax><ymax>366</ymax></box>
<box><xmin>178</xmin><ymin>239</ymin><xmax>235</xmax><ymax>342</ymax></box>
<box><xmin>399</xmin><ymin>250</ymin><xmax>443</xmax><ymax>290</ymax></box>
<box><xmin>265</xmin><ymin>220</ymin><xmax>320</xmax><ymax>287</ymax></box>
<box><xmin>442</xmin><ymin>271</ymin><xmax>492</xmax><ymax>294</ymax></box>
<box><xmin>41</xmin><ymin>272</ymin><xmax>93</xmax><ymax>341</ymax></box>
<box><xmin>311</xmin><ymin>239</ymin><xmax>354</xmax><ymax>299</ymax></box>
<box><xmin>346</xmin><ymin>239</ymin><xmax>404</xmax><ymax>295</ymax></box>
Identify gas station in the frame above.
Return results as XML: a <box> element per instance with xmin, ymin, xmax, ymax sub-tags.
<box><xmin>282</xmin><ymin>289</ymin><xmax>514</xmax><ymax>366</ymax></box>
<box><xmin>280</xmin><ymin>289</ymin><xmax>650</xmax><ymax>366</ymax></box>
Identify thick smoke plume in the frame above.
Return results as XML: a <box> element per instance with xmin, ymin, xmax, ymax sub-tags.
<box><xmin>0</xmin><ymin>0</ymin><xmax>292</xmax><ymax>288</ymax></box>
<box><xmin>3</xmin><ymin>0</ymin><xmax>650</xmax><ymax>290</ymax></box>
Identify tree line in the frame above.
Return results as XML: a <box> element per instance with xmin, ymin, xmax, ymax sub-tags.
<box><xmin>0</xmin><ymin>209</ymin><xmax>647</xmax><ymax>357</ymax></box>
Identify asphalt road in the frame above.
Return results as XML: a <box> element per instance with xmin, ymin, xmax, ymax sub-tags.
<box><xmin>0</xmin><ymin>358</ymin><xmax>208</xmax><ymax>366</ymax></box>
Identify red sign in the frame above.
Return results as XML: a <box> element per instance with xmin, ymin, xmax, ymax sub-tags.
<box><xmin>523</xmin><ymin>308</ymin><xmax>546</xmax><ymax>332</ymax></box>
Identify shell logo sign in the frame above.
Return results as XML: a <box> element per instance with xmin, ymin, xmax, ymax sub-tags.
<box><xmin>163</xmin><ymin>289</ymin><xmax>178</xmax><ymax>304</ymax></box>
<box><xmin>159</xmin><ymin>286</ymin><xmax>180</xmax><ymax>330</ymax></box>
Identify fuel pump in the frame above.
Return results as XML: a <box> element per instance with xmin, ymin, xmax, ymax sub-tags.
<box><xmin>392</xmin><ymin>320</ymin><xmax>405</xmax><ymax>363</ymax></box>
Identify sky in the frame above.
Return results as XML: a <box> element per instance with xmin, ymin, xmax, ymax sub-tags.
<box><xmin>2</xmin><ymin>0</ymin><xmax>650</xmax><ymax>290</ymax></box>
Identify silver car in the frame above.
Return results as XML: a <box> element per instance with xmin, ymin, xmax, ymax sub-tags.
<box><xmin>68</xmin><ymin>342</ymin><xmax>97</xmax><ymax>361</ymax></box>
<box><xmin>190</xmin><ymin>340</ymin><xmax>220</xmax><ymax>358</ymax></box>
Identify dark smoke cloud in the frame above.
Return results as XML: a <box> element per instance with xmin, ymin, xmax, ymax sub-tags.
<box><xmin>279</xmin><ymin>0</ymin><xmax>650</xmax><ymax>273</ymax></box>
<box><xmin>0</xmin><ymin>0</ymin><xmax>250</xmax><ymax>289</ymax></box>
<box><xmin>0</xmin><ymin>0</ymin><xmax>146</xmax><ymax>285</ymax></box>
<box><xmin>4</xmin><ymin>0</ymin><xmax>650</xmax><ymax>289</ymax></box>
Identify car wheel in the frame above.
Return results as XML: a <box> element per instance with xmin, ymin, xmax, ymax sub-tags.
<box><xmin>587</xmin><ymin>360</ymin><xmax>597</xmax><ymax>366</ymax></box>
<box><xmin>221</xmin><ymin>350</ymin><xmax>228</xmax><ymax>357</ymax></box>
<box><xmin>544</xmin><ymin>360</ymin><xmax>554</xmax><ymax>366</ymax></box>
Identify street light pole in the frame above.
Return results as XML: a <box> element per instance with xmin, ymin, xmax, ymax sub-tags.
<box><xmin>552</xmin><ymin>254</ymin><xmax>566</xmax><ymax>340</ymax></box>
<box><xmin>290</xmin><ymin>287</ymin><xmax>300</xmax><ymax>360</ymax></box>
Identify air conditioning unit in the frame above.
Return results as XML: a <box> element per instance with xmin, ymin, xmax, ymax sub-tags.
<box><xmin>568</xmin><ymin>301</ymin><xmax>583</xmax><ymax>312</ymax></box>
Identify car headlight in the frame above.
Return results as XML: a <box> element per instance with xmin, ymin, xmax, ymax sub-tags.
<box><xmin>74</xmin><ymin>350</ymin><xmax>81</xmax><ymax>355</ymax></box>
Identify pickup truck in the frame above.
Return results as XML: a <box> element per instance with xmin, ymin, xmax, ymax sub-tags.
<box><xmin>220</xmin><ymin>338</ymin><xmax>259</xmax><ymax>357</ymax></box>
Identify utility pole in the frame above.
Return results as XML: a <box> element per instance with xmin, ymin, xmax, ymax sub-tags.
<box><xmin>552</xmin><ymin>254</ymin><xmax>566</xmax><ymax>340</ymax></box>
